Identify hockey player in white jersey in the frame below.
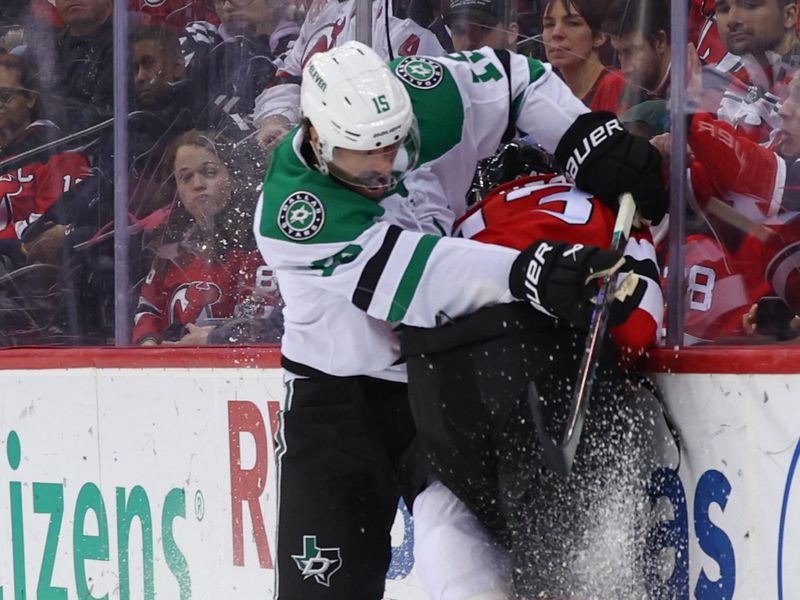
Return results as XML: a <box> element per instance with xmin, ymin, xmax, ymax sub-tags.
<box><xmin>253</xmin><ymin>41</ymin><xmax>668</xmax><ymax>599</ymax></box>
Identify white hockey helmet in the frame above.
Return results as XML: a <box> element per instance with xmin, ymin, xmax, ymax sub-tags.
<box><xmin>300</xmin><ymin>41</ymin><xmax>420</xmax><ymax>192</ymax></box>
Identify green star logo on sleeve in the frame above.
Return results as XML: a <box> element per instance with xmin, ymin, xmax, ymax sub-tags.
<box><xmin>278</xmin><ymin>191</ymin><xmax>326</xmax><ymax>240</ymax></box>
<box><xmin>291</xmin><ymin>535</ymin><xmax>342</xmax><ymax>587</ymax></box>
<box><xmin>396</xmin><ymin>57</ymin><xmax>444</xmax><ymax>89</ymax></box>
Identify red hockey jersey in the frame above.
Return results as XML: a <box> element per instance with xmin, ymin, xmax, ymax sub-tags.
<box><xmin>670</xmin><ymin>233</ymin><xmax>772</xmax><ymax>344</ymax></box>
<box><xmin>454</xmin><ymin>174</ymin><xmax>663</xmax><ymax>362</ymax></box>
<box><xmin>0</xmin><ymin>146</ymin><xmax>90</xmax><ymax>240</ymax></box>
<box><xmin>132</xmin><ymin>248</ymin><xmax>279</xmax><ymax>344</ymax></box>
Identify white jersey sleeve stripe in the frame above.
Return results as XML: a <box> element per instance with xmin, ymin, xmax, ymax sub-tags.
<box><xmin>387</xmin><ymin>234</ymin><xmax>442</xmax><ymax>322</ymax></box>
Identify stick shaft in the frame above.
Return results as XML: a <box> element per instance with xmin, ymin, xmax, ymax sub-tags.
<box><xmin>562</xmin><ymin>193</ymin><xmax>636</xmax><ymax>442</ymax></box>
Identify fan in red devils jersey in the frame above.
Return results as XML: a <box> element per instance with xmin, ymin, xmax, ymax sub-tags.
<box><xmin>0</xmin><ymin>54</ymin><xmax>90</xmax><ymax>246</ymax></box>
<box><xmin>454</xmin><ymin>172</ymin><xmax>663</xmax><ymax>363</ymax></box>
<box><xmin>133</xmin><ymin>129</ymin><xmax>280</xmax><ymax>345</ymax></box>
<box><xmin>663</xmin><ymin>109</ymin><xmax>800</xmax><ymax>342</ymax></box>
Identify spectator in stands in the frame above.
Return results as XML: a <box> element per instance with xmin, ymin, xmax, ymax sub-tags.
<box><xmin>25</xmin><ymin>0</ymin><xmax>114</xmax><ymax>133</ymax></box>
<box><xmin>0</xmin><ymin>1</ymin><xmax>26</xmax><ymax>54</ymax></box>
<box><xmin>541</xmin><ymin>0</ymin><xmax>625</xmax><ymax>112</ymax></box>
<box><xmin>133</xmin><ymin>24</ymin><xmax>187</xmax><ymax>112</ymax></box>
<box><xmin>179</xmin><ymin>0</ymin><xmax>298</xmax><ymax>139</ymax></box>
<box><xmin>716</xmin><ymin>0</ymin><xmax>799</xmax><ymax>67</ymax></box>
<box><xmin>0</xmin><ymin>54</ymin><xmax>91</xmax><ymax>345</ymax></box>
<box><xmin>443</xmin><ymin>0</ymin><xmax>519</xmax><ymax>51</ymax></box>
<box><xmin>603</xmin><ymin>0</ymin><xmax>671</xmax><ymax>114</ymax></box>
<box><xmin>0</xmin><ymin>54</ymin><xmax>89</xmax><ymax>249</ymax></box>
<box><xmin>714</xmin><ymin>0</ymin><xmax>799</xmax><ymax>144</ymax></box>
<box><xmin>11</xmin><ymin>22</ymin><xmax>208</xmax><ymax>346</ymax></box>
<box><xmin>133</xmin><ymin>130</ymin><xmax>281</xmax><ymax>346</ymax></box>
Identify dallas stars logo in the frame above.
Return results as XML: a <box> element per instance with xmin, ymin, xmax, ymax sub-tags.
<box><xmin>277</xmin><ymin>191</ymin><xmax>325</xmax><ymax>240</ymax></box>
<box><xmin>396</xmin><ymin>57</ymin><xmax>444</xmax><ymax>90</ymax></box>
<box><xmin>291</xmin><ymin>535</ymin><xmax>342</xmax><ymax>587</ymax></box>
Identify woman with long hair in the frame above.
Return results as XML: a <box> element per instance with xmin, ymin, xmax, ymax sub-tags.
<box><xmin>133</xmin><ymin>130</ymin><xmax>281</xmax><ymax>345</ymax></box>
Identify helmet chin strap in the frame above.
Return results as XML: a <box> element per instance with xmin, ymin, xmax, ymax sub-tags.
<box><xmin>309</xmin><ymin>138</ymin><xmax>330</xmax><ymax>175</ymax></box>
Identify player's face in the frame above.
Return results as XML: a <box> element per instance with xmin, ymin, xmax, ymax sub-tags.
<box><xmin>331</xmin><ymin>143</ymin><xmax>402</xmax><ymax>200</ymax></box>
<box><xmin>133</xmin><ymin>40</ymin><xmax>184</xmax><ymax>108</ymax></box>
<box><xmin>55</xmin><ymin>0</ymin><xmax>112</xmax><ymax>34</ymax></box>
<box><xmin>611</xmin><ymin>32</ymin><xmax>664</xmax><ymax>92</ymax></box>
<box><xmin>779</xmin><ymin>78</ymin><xmax>800</xmax><ymax>156</ymax></box>
<box><xmin>174</xmin><ymin>144</ymin><xmax>233</xmax><ymax>228</ymax></box>
<box><xmin>0</xmin><ymin>66</ymin><xmax>34</xmax><ymax>144</ymax></box>
<box><xmin>716</xmin><ymin>0</ymin><xmax>792</xmax><ymax>57</ymax></box>
<box><xmin>542</xmin><ymin>0</ymin><xmax>603</xmax><ymax>71</ymax></box>
<box><xmin>214</xmin><ymin>0</ymin><xmax>275</xmax><ymax>37</ymax></box>
<box><xmin>448</xmin><ymin>17</ymin><xmax>518</xmax><ymax>51</ymax></box>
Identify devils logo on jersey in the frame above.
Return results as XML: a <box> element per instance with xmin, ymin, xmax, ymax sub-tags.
<box><xmin>302</xmin><ymin>17</ymin><xmax>347</xmax><ymax>68</ymax></box>
<box><xmin>168</xmin><ymin>281</ymin><xmax>223</xmax><ymax>325</ymax></box>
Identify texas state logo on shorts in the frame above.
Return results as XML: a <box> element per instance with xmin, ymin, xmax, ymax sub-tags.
<box><xmin>395</xmin><ymin>57</ymin><xmax>444</xmax><ymax>90</ymax></box>
<box><xmin>278</xmin><ymin>191</ymin><xmax>325</xmax><ymax>241</ymax></box>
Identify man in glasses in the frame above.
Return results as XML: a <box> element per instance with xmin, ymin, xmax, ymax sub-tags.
<box><xmin>178</xmin><ymin>0</ymin><xmax>298</xmax><ymax>138</ymax></box>
<box><xmin>0</xmin><ymin>54</ymin><xmax>89</xmax><ymax>259</ymax></box>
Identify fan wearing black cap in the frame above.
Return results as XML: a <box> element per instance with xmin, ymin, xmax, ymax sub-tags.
<box><xmin>444</xmin><ymin>0</ymin><xmax>519</xmax><ymax>51</ymax></box>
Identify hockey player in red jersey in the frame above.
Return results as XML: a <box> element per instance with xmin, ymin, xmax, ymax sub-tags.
<box><xmin>455</xmin><ymin>172</ymin><xmax>662</xmax><ymax>362</ymax></box>
<box><xmin>402</xmin><ymin>164</ymin><xmax>668</xmax><ymax>598</ymax></box>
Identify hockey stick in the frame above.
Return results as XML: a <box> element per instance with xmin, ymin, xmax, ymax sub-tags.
<box><xmin>528</xmin><ymin>192</ymin><xmax>637</xmax><ymax>478</ymax></box>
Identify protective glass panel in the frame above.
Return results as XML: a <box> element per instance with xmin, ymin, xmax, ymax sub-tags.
<box><xmin>127</xmin><ymin>0</ymin><xmax>287</xmax><ymax>347</ymax></box>
<box><xmin>669</xmin><ymin>0</ymin><xmax>800</xmax><ymax>345</ymax></box>
<box><xmin>0</xmin><ymin>0</ymin><xmax>290</xmax><ymax>348</ymax></box>
<box><xmin>0</xmin><ymin>1</ymin><xmax>112</xmax><ymax>345</ymax></box>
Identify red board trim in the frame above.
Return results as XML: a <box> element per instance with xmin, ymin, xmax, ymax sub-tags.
<box><xmin>0</xmin><ymin>345</ymin><xmax>797</xmax><ymax>374</ymax></box>
<box><xmin>642</xmin><ymin>346</ymin><xmax>800</xmax><ymax>374</ymax></box>
<box><xmin>0</xmin><ymin>346</ymin><xmax>282</xmax><ymax>370</ymax></box>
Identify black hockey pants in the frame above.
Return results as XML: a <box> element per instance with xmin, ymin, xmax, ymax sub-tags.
<box><xmin>274</xmin><ymin>373</ymin><xmax>417</xmax><ymax>600</ymax></box>
<box><xmin>401</xmin><ymin>302</ymin><xmax>668</xmax><ymax>597</ymax></box>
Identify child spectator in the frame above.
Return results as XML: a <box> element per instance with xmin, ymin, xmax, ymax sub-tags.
<box><xmin>443</xmin><ymin>0</ymin><xmax>519</xmax><ymax>52</ymax></box>
<box><xmin>133</xmin><ymin>130</ymin><xmax>280</xmax><ymax>345</ymax></box>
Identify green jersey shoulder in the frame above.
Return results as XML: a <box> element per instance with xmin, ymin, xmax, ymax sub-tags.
<box><xmin>259</xmin><ymin>129</ymin><xmax>383</xmax><ymax>244</ymax></box>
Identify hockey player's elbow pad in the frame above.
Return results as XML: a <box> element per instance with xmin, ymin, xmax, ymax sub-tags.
<box><xmin>555</xmin><ymin>111</ymin><xmax>669</xmax><ymax>225</ymax></box>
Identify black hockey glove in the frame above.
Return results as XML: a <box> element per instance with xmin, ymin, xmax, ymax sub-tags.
<box><xmin>554</xmin><ymin>111</ymin><xmax>669</xmax><ymax>225</ymax></box>
<box><xmin>509</xmin><ymin>240</ymin><xmax>625</xmax><ymax>330</ymax></box>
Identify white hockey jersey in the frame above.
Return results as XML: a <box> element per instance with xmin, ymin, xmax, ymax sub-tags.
<box><xmin>251</xmin><ymin>0</ymin><xmax>445</xmax><ymax>125</ymax></box>
<box><xmin>255</xmin><ymin>49</ymin><xmax>588</xmax><ymax>379</ymax></box>
<box><xmin>397</xmin><ymin>49</ymin><xmax>588</xmax><ymax>217</ymax></box>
